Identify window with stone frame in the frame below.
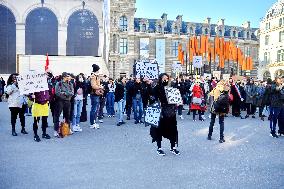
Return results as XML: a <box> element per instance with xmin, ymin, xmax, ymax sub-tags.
<box><xmin>171</xmin><ymin>40</ymin><xmax>179</xmax><ymax>56</ymax></box>
<box><xmin>119</xmin><ymin>38</ymin><xmax>128</xmax><ymax>54</ymax></box>
<box><xmin>266</xmin><ymin>22</ymin><xmax>270</xmax><ymax>30</ymax></box>
<box><xmin>141</xmin><ymin>24</ymin><xmax>147</xmax><ymax>32</ymax></box>
<box><xmin>277</xmin><ymin>49</ymin><xmax>284</xmax><ymax>62</ymax></box>
<box><xmin>264</xmin><ymin>52</ymin><xmax>269</xmax><ymax>63</ymax></box>
<box><xmin>279</xmin><ymin>31</ymin><xmax>284</xmax><ymax>42</ymax></box>
<box><xmin>218</xmin><ymin>29</ymin><xmax>222</xmax><ymax>36</ymax></box>
<box><xmin>232</xmin><ymin>30</ymin><xmax>237</xmax><ymax>38</ymax></box>
<box><xmin>119</xmin><ymin>16</ymin><xmax>128</xmax><ymax>31</ymax></box>
<box><xmin>157</xmin><ymin>25</ymin><xmax>162</xmax><ymax>33</ymax></box>
<box><xmin>247</xmin><ymin>31</ymin><xmax>250</xmax><ymax>39</ymax></box>
<box><xmin>265</xmin><ymin>35</ymin><xmax>269</xmax><ymax>45</ymax></box>
<box><xmin>204</xmin><ymin>28</ymin><xmax>209</xmax><ymax>35</ymax></box>
<box><xmin>279</xmin><ymin>18</ymin><xmax>283</xmax><ymax>27</ymax></box>
<box><xmin>189</xmin><ymin>27</ymin><xmax>194</xmax><ymax>35</ymax></box>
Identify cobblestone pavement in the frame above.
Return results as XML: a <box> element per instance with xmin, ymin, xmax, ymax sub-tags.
<box><xmin>0</xmin><ymin>101</ymin><xmax>283</xmax><ymax>189</ymax></box>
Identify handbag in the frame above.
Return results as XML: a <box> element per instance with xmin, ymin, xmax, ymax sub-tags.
<box><xmin>192</xmin><ymin>97</ymin><xmax>202</xmax><ymax>105</ymax></box>
<box><xmin>59</xmin><ymin>121</ymin><xmax>70</xmax><ymax>138</ymax></box>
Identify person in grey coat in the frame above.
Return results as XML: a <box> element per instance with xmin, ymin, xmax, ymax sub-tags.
<box><xmin>244</xmin><ymin>79</ymin><xmax>257</xmax><ymax>118</ymax></box>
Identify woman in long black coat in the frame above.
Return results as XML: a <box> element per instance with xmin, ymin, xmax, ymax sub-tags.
<box><xmin>150</xmin><ymin>73</ymin><xmax>180</xmax><ymax>156</ymax></box>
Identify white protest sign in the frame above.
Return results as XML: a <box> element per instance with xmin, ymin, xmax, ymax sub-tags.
<box><xmin>135</xmin><ymin>61</ymin><xmax>159</xmax><ymax>80</ymax></box>
<box><xmin>172</xmin><ymin>61</ymin><xmax>182</xmax><ymax>73</ymax></box>
<box><xmin>212</xmin><ymin>71</ymin><xmax>221</xmax><ymax>80</ymax></box>
<box><xmin>204</xmin><ymin>73</ymin><xmax>212</xmax><ymax>80</ymax></box>
<box><xmin>193</xmin><ymin>56</ymin><xmax>203</xmax><ymax>68</ymax></box>
<box><xmin>222</xmin><ymin>74</ymin><xmax>231</xmax><ymax>81</ymax></box>
<box><xmin>17</xmin><ymin>71</ymin><xmax>49</xmax><ymax>95</ymax></box>
<box><xmin>144</xmin><ymin>103</ymin><xmax>161</xmax><ymax>127</ymax></box>
<box><xmin>165</xmin><ymin>87</ymin><xmax>183</xmax><ymax>105</ymax></box>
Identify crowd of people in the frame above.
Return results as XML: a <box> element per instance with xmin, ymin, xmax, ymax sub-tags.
<box><xmin>1</xmin><ymin>64</ymin><xmax>284</xmax><ymax>156</ymax></box>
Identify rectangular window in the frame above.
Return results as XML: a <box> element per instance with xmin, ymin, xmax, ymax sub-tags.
<box><xmin>265</xmin><ymin>35</ymin><xmax>269</xmax><ymax>45</ymax></box>
<box><xmin>279</xmin><ymin>31</ymin><xmax>284</xmax><ymax>42</ymax></box>
<box><xmin>119</xmin><ymin>16</ymin><xmax>128</xmax><ymax>31</ymax></box>
<box><xmin>280</xmin><ymin>18</ymin><xmax>283</xmax><ymax>27</ymax></box>
<box><xmin>277</xmin><ymin>49</ymin><xmax>284</xmax><ymax>62</ymax></box>
<box><xmin>119</xmin><ymin>38</ymin><xmax>128</xmax><ymax>54</ymax></box>
<box><xmin>266</xmin><ymin>22</ymin><xmax>270</xmax><ymax>30</ymax></box>
<box><xmin>171</xmin><ymin>40</ymin><xmax>179</xmax><ymax>56</ymax></box>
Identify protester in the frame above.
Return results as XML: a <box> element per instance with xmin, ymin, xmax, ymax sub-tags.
<box><xmin>89</xmin><ymin>64</ymin><xmax>104</xmax><ymax>129</ymax></box>
<box><xmin>5</xmin><ymin>73</ymin><xmax>28</xmax><ymax>136</ymax></box>
<box><xmin>173</xmin><ymin>77</ymin><xmax>186</xmax><ymax>120</ymax></box>
<box><xmin>190</xmin><ymin>80</ymin><xmax>205</xmax><ymax>121</ymax></box>
<box><xmin>53</xmin><ymin>72</ymin><xmax>74</xmax><ymax>137</ymax></box>
<box><xmin>79</xmin><ymin>73</ymin><xmax>88</xmax><ymax>123</ymax></box>
<box><xmin>150</xmin><ymin>73</ymin><xmax>180</xmax><ymax>156</ymax></box>
<box><xmin>230</xmin><ymin>78</ymin><xmax>243</xmax><ymax>117</ymax></box>
<box><xmin>97</xmin><ymin>75</ymin><xmax>108</xmax><ymax>123</ymax></box>
<box><xmin>207</xmin><ymin>80</ymin><xmax>230</xmax><ymax>143</ymax></box>
<box><xmin>29</xmin><ymin>89</ymin><xmax>51</xmax><ymax>142</ymax></box>
<box><xmin>132</xmin><ymin>77</ymin><xmax>144</xmax><ymax>124</ymax></box>
<box><xmin>71</xmin><ymin>74</ymin><xmax>86</xmax><ymax>132</ymax></box>
<box><xmin>115</xmin><ymin>76</ymin><xmax>127</xmax><ymax>126</ymax></box>
<box><xmin>244</xmin><ymin>79</ymin><xmax>257</xmax><ymax>118</ymax></box>
<box><xmin>106</xmin><ymin>78</ymin><xmax>115</xmax><ymax>117</ymax></box>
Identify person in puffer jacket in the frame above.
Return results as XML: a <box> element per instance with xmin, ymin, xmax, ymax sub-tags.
<box><xmin>29</xmin><ymin>89</ymin><xmax>51</xmax><ymax>142</ymax></box>
<box><xmin>5</xmin><ymin>73</ymin><xmax>28</xmax><ymax>136</ymax></box>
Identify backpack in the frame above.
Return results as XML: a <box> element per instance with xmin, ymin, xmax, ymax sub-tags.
<box><xmin>213</xmin><ymin>92</ymin><xmax>230</xmax><ymax>113</ymax></box>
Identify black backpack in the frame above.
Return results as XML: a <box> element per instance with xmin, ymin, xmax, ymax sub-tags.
<box><xmin>213</xmin><ymin>91</ymin><xmax>230</xmax><ymax>113</ymax></box>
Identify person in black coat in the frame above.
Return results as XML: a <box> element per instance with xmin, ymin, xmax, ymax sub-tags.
<box><xmin>131</xmin><ymin>77</ymin><xmax>144</xmax><ymax>124</ymax></box>
<box><xmin>229</xmin><ymin>78</ymin><xmax>243</xmax><ymax>117</ymax></box>
<box><xmin>125</xmin><ymin>75</ymin><xmax>134</xmax><ymax>120</ymax></box>
<box><xmin>172</xmin><ymin>77</ymin><xmax>186</xmax><ymax>119</ymax></box>
<box><xmin>150</xmin><ymin>73</ymin><xmax>180</xmax><ymax>156</ymax></box>
<box><xmin>115</xmin><ymin>77</ymin><xmax>126</xmax><ymax>126</ymax></box>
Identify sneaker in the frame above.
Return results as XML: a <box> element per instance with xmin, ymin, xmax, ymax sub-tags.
<box><xmin>94</xmin><ymin>123</ymin><xmax>100</xmax><ymax>129</ymax></box>
<box><xmin>98</xmin><ymin>119</ymin><xmax>103</xmax><ymax>123</ymax></box>
<box><xmin>271</xmin><ymin>133</ymin><xmax>279</xmax><ymax>138</ymax></box>
<box><xmin>207</xmin><ymin>135</ymin><xmax>212</xmax><ymax>140</ymax></box>
<box><xmin>90</xmin><ymin>124</ymin><xmax>96</xmax><ymax>129</ymax></box>
<box><xmin>42</xmin><ymin>134</ymin><xmax>51</xmax><ymax>139</ymax></box>
<box><xmin>193</xmin><ymin>119</ymin><xmax>196</xmax><ymax>122</ymax></box>
<box><xmin>179</xmin><ymin>115</ymin><xmax>184</xmax><ymax>120</ymax></box>
<box><xmin>134</xmin><ymin>120</ymin><xmax>139</xmax><ymax>124</ymax></box>
<box><xmin>219</xmin><ymin>138</ymin><xmax>226</xmax><ymax>143</ymax></box>
<box><xmin>54</xmin><ymin>131</ymin><xmax>60</xmax><ymax>137</ymax></box>
<box><xmin>120</xmin><ymin>121</ymin><xmax>126</xmax><ymax>125</ymax></box>
<box><xmin>21</xmin><ymin>129</ymin><xmax>28</xmax><ymax>135</ymax></box>
<box><xmin>170</xmin><ymin>148</ymin><xmax>180</xmax><ymax>155</ymax></box>
<box><xmin>69</xmin><ymin>129</ymin><xmax>73</xmax><ymax>135</ymax></box>
<box><xmin>157</xmin><ymin>149</ymin><xmax>166</xmax><ymax>156</ymax></box>
<box><xmin>73</xmin><ymin>126</ymin><xmax>81</xmax><ymax>132</ymax></box>
<box><xmin>139</xmin><ymin>120</ymin><xmax>144</xmax><ymax>124</ymax></box>
<box><xmin>108</xmin><ymin>115</ymin><xmax>112</xmax><ymax>118</ymax></box>
<box><xmin>252</xmin><ymin>115</ymin><xmax>256</xmax><ymax>118</ymax></box>
<box><xmin>201</xmin><ymin>115</ymin><xmax>206</xmax><ymax>120</ymax></box>
<box><xmin>208</xmin><ymin>114</ymin><xmax>211</xmax><ymax>119</ymax></box>
<box><xmin>34</xmin><ymin>135</ymin><xmax>41</xmax><ymax>142</ymax></box>
<box><xmin>117</xmin><ymin>122</ymin><xmax>122</xmax><ymax>126</ymax></box>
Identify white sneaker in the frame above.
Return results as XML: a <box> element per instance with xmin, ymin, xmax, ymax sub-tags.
<box><xmin>90</xmin><ymin>124</ymin><xmax>96</xmax><ymax>129</ymax></box>
<box><xmin>95</xmin><ymin>123</ymin><xmax>100</xmax><ymax>129</ymax></box>
<box><xmin>208</xmin><ymin>114</ymin><xmax>211</xmax><ymax>119</ymax></box>
<box><xmin>73</xmin><ymin>126</ymin><xmax>82</xmax><ymax>132</ymax></box>
<box><xmin>201</xmin><ymin>115</ymin><xmax>206</xmax><ymax>120</ymax></box>
<box><xmin>179</xmin><ymin>115</ymin><xmax>184</xmax><ymax>120</ymax></box>
<box><xmin>69</xmin><ymin>129</ymin><xmax>73</xmax><ymax>135</ymax></box>
<box><xmin>54</xmin><ymin>131</ymin><xmax>59</xmax><ymax>137</ymax></box>
<box><xmin>98</xmin><ymin>119</ymin><xmax>103</xmax><ymax>123</ymax></box>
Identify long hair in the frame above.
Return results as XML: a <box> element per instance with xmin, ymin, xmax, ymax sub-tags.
<box><xmin>158</xmin><ymin>73</ymin><xmax>169</xmax><ymax>85</ymax></box>
<box><xmin>7</xmin><ymin>73</ymin><xmax>18</xmax><ymax>86</ymax></box>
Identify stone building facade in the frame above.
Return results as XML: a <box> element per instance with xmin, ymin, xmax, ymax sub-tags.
<box><xmin>258</xmin><ymin>0</ymin><xmax>284</xmax><ymax>80</ymax></box>
<box><xmin>109</xmin><ymin>0</ymin><xmax>259</xmax><ymax>78</ymax></box>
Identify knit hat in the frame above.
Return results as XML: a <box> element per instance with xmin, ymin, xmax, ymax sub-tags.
<box><xmin>92</xmin><ymin>64</ymin><xmax>100</xmax><ymax>73</ymax></box>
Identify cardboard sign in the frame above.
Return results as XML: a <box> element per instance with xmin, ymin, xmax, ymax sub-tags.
<box><xmin>193</xmin><ymin>56</ymin><xmax>203</xmax><ymax>68</ymax></box>
<box><xmin>222</xmin><ymin>74</ymin><xmax>231</xmax><ymax>81</ymax></box>
<box><xmin>165</xmin><ymin>87</ymin><xmax>183</xmax><ymax>105</ymax></box>
<box><xmin>212</xmin><ymin>71</ymin><xmax>221</xmax><ymax>80</ymax></box>
<box><xmin>204</xmin><ymin>73</ymin><xmax>212</xmax><ymax>80</ymax></box>
<box><xmin>17</xmin><ymin>71</ymin><xmax>49</xmax><ymax>95</ymax></box>
<box><xmin>144</xmin><ymin>103</ymin><xmax>161</xmax><ymax>127</ymax></box>
<box><xmin>135</xmin><ymin>61</ymin><xmax>159</xmax><ymax>80</ymax></box>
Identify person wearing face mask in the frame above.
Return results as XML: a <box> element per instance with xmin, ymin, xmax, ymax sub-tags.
<box><xmin>71</xmin><ymin>74</ymin><xmax>86</xmax><ymax>132</ymax></box>
<box><xmin>5</xmin><ymin>73</ymin><xmax>28</xmax><ymax>136</ymax></box>
<box><xmin>150</xmin><ymin>73</ymin><xmax>180</xmax><ymax>156</ymax></box>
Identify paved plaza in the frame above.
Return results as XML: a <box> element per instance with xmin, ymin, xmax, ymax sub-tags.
<box><xmin>0</xmin><ymin>101</ymin><xmax>283</xmax><ymax>189</ymax></box>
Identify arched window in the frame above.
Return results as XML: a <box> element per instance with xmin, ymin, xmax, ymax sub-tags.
<box><xmin>265</xmin><ymin>35</ymin><xmax>269</xmax><ymax>45</ymax></box>
<box><xmin>0</xmin><ymin>5</ymin><xmax>16</xmax><ymax>74</ymax></box>
<box><xmin>204</xmin><ymin>28</ymin><xmax>208</xmax><ymax>35</ymax></box>
<box><xmin>157</xmin><ymin>25</ymin><xmax>162</xmax><ymax>33</ymax></box>
<box><xmin>25</xmin><ymin>8</ymin><xmax>58</xmax><ymax>55</ymax></box>
<box><xmin>264</xmin><ymin>52</ymin><xmax>268</xmax><ymax>63</ymax></box>
<box><xmin>67</xmin><ymin>9</ymin><xmax>99</xmax><ymax>56</ymax></box>
<box><xmin>119</xmin><ymin>16</ymin><xmax>127</xmax><ymax>31</ymax></box>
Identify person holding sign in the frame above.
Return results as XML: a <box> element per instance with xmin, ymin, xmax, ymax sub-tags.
<box><xmin>150</xmin><ymin>73</ymin><xmax>180</xmax><ymax>156</ymax></box>
<box><xmin>5</xmin><ymin>73</ymin><xmax>28</xmax><ymax>136</ymax></box>
<box><xmin>29</xmin><ymin>90</ymin><xmax>51</xmax><ymax>142</ymax></box>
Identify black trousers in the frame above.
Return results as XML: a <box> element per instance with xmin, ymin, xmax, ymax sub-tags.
<box><xmin>33</xmin><ymin>116</ymin><xmax>48</xmax><ymax>136</ymax></box>
<box><xmin>157</xmin><ymin>139</ymin><xmax>175</xmax><ymax>149</ymax></box>
<box><xmin>126</xmin><ymin>98</ymin><xmax>132</xmax><ymax>117</ymax></box>
<box><xmin>192</xmin><ymin>110</ymin><xmax>202</xmax><ymax>120</ymax></box>
<box><xmin>232</xmin><ymin>101</ymin><xmax>241</xmax><ymax>116</ymax></box>
<box><xmin>246</xmin><ymin>103</ymin><xmax>256</xmax><ymax>115</ymax></box>
<box><xmin>208</xmin><ymin>113</ymin><xmax>225</xmax><ymax>139</ymax></box>
<box><xmin>53</xmin><ymin>100</ymin><xmax>71</xmax><ymax>131</ymax></box>
<box><xmin>98</xmin><ymin>97</ymin><xmax>106</xmax><ymax>119</ymax></box>
<box><xmin>80</xmin><ymin>98</ymin><xmax>88</xmax><ymax>122</ymax></box>
<box><xmin>9</xmin><ymin>104</ymin><xmax>27</xmax><ymax>131</ymax></box>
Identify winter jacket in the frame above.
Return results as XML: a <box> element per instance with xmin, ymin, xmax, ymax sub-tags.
<box><xmin>55</xmin><ymin>81</ymin><xmax>74</xmax><ymax>101</ymax></box>
<box><xmin>270</xmin><ymin>83</ymin><xmax>284</xmax><ymax>108</ymax></box>
<box><xmin>114</xmin><ymin>82</ymin><xmax>125</xmax><ymax>102</ymax></box>
<box><xmin>5</xmin><ymin>84</ymin><xmax>25</xmax><ymax>108</ymax></box>
<box><xmin>244</xmin><ymin>84</ymin><xmax>257</xmax><ymax>104</ymax></box>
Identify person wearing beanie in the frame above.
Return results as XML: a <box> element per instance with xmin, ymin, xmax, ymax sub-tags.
<box><xmin>89</xmin><ymin>64</ymin><xmax>104</xmax><ymax>129</ymax></box>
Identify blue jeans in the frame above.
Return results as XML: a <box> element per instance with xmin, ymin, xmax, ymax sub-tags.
<box><xmin>270</xmin><ymin>107</ymin><xmax>284</xmax><ymax>133</ymax></box>
<box><xmin>116</xmin><ymin>99</ymin><xmax>125</xmax><ymax>123</ymax></box>
<box><xmin>132</xmin><ymin>97</ymin><xmax>143</xmax><ymax>121</ymax></box>
<box><xmin>72</xmin><ymin>99</ymin><xmax>83</xmax><ymax>126</ymax></box>
<box><xmin>106</xmin><ymin>92</ymin><xmax>115</xmax><ymax>116</ymax></box>
<box><xmin>90</xmin><ymin>95</ymin><xmax>100</xmax><ymax>125</ymax></box>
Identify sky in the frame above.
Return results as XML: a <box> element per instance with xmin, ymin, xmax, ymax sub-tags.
<box><xmin>135</xmin><ymin>0</ymin><xmax>277</xmax><ymax>28</ymax></box>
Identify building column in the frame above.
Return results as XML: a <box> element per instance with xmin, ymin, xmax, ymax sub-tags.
<box><xmin>16</xmin><ymin>23</ymin><xmax>25</xmax><ymax>55</ymax></box>
<box><xmin>58</xmin><ymin>24</ymin><xmax>67</xmax><ymax>55</ymax></box>
<box><xmin>99</xmin><ymin>26</ymin><xmax>104</xmax><ymax>57</ymax></box>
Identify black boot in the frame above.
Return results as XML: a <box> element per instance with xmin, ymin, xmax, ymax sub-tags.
<box><xmin>219</xmin><ymin>137</ymin><xmax>225</xmax><ymax>143</ymax></box>
<box><xmin>207</xmin><ymin>135</ymin><xmax>212</xmax><ymax>140</ymax></box>
<box><xmin>12</xmin><ymin>130</ymin><xmax>17</xmax><ymax>136</ymax></box>
<box><xmin>21</xmin><ymin>128</ymin><xmax>28</xmax><ymax>134</ymax></box>
<box><xmin>34</xmin><ymin>135</ymin><xmax>41</xmax><ymax>142</ymax></box>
